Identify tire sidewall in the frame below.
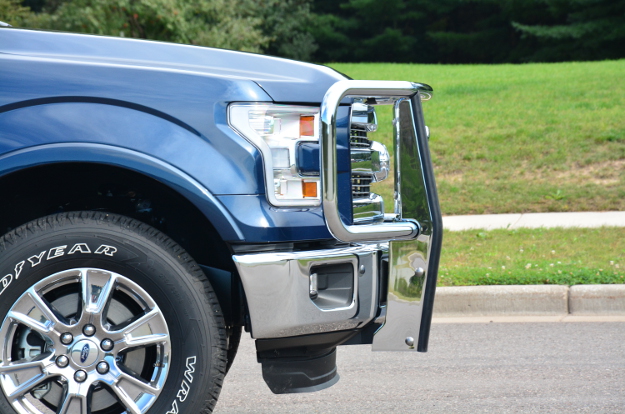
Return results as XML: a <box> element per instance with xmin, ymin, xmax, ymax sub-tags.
<box><xmin>0</xmin><ymin>215</ymin><xmax>223</xmax><ymax>414</ymax></box>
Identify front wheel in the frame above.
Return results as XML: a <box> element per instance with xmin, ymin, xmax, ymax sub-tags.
<box><xmin>0</xmin><ymin>212</ymin><xmax>227</xmax><ymax>414</ymax></box>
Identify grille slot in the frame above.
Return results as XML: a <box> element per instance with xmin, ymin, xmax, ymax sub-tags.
<box><xmin>351</xmin><ymin>125</ymin><xmax>373</xmax><ymax>200</ymax></box>
<box><xmin>351</xmin><ymin>172</ymin><xmax>372</xmax><ymax>198</ymax></box>
<box><xmin>351</xmin><ymin>125</ymin><xmax>372</xmax><ymax>200</ymax></box>
<box><xmin>350</xmin><ymin>104</ymin><xmax>383</xmax><ymax>221</ymax></box>
<box><xmin>350</xmin><ymin>126</ymin><xmax>372</xmax><ymax>149</ymax></box>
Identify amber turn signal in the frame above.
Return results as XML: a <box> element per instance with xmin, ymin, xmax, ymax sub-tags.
<box><xmin>300</xmin><ymin>116</ymin><xmax>315</xmax><ymax>137</ymax></box>
<box><xmin>302</xmin><ymin>181</ymin><xmax>317</xmax><ymax>198</ymax></box>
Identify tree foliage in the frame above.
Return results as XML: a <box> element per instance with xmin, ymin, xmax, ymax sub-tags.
<box><xmin>256</xmin><ymin>0</ymin><xmax>318</xmax><ymax>61</ymax></box>
<box><xmin>2</xmin><ymin>0</ymin><xmax>317</xmax><ymax>59</ymax></box>
<box><xmin>308</xmin><ymin>0</ymin><xmax>625</xmax><ymax>63</ymax></box>
<box><xmin>309</xmin><ymin>0</ymin><xmax>434</xmax><ymax>63</ymax></box>
<box><xmin>513</xmin><ymin>0</ymin><xmax>625</xmax><ymax>61</ymax></box>
<box><xmin>0</xmin><ymin>0</ymin><xmax>31</xmax><ymax>25</ymax></box>
<box><xmin>2</xmin><ymin>0</ymin><xmax>624</xmax><ymax>63</ymax></box>
<box><xmin>26</xmin><ymin>0</ymin><xmax>269</xmax><ymax>52</ymax></box>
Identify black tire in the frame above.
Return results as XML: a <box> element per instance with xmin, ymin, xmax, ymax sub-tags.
<box><xmin>0</xmin><ymin>212</ymin><xmax>227</xmax><ymax>414</ymax></box>
<box><xmin>225</xmin><ymin>325</ymin><xmax>242</xmax><ymax>374</ymax></box>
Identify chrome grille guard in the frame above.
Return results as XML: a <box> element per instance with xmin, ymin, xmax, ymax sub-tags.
<box><xmin>320</xmin><ymin>80</ymin><xmax>443</xmax><ymax>351</ymax></box>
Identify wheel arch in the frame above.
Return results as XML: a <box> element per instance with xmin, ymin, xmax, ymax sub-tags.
<box><xmin>0</xmin><ymin>143</ymin><xmax>244</xmax><ymax>241</ymax></box>
<box><xmin>0</xmin><ymin>146</ymin><xmax>246</xmax><ymax>325</ymax></box>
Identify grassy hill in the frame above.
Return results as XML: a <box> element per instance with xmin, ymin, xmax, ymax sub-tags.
<box><xmin>330</xmin><ymin>60</ymin><xmax>625</xmax><ymax>215</ymax></box>
<box><xmin>329</xmin><ymin>61</ymin><xmax>625</xmax><ymax>285</ymax></box>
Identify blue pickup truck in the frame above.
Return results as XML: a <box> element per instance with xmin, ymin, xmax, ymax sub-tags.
<box><xmin>0</xmin><ymin>26</ymin><xmax>441</xmax><ymax>414</ymax></box>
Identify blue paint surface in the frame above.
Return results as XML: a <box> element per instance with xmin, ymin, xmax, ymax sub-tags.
<box><xmin>0</xmin><ymin>29</ymin><xmax>352</xmax><ymax>243</ymax></box>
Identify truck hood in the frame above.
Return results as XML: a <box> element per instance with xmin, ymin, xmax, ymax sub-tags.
<box><xmin>0</xmin><ymin>29</ymin><xmax>347</xmax><ymax>103</ymax></box>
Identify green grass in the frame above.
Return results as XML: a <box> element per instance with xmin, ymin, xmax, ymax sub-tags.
<box><xmin>327</xmin><ymin>61</ymin><xmax>625</xmax><ymax>286</ymax></box>
<box><xmin>438</xmin><ymin>227</ymin><xmax>625</xmax><ymax>286</ymax></box>
<box><xmin>329</xmin><ymin>60</ymin><xmax>625</xmax><ymax>215</ymax></box>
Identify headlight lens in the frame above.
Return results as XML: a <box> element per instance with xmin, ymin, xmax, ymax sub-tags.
<box><xmin>229</xmin><ymin>104</ymin><xmax>321</xmax><ymax>206</ymax></box>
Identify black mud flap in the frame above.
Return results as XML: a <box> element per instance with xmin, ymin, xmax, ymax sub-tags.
<box><xmin>256</xmin><ymin>330</ymin><xmax>358</xmax><ymax>394</ymax></box>
<box><xmin>260</xmin><ymin>348</ymin><xmax>339</xmax><ymax>394</ymax></box>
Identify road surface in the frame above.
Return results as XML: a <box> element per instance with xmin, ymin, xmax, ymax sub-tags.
<box><xmin>216</xmin><ymin>321</ymin><xmax>625</xmax><ymax>413</ymax></box>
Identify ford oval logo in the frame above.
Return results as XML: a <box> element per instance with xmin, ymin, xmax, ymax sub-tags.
<box><xmin>80</xmin><ymin>344</ymin><xmax>90</xmax><ymax>363</ymax></box>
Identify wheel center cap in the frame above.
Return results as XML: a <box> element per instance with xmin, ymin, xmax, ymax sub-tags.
<box><xmin>70</xmin><ymin>339</ymin><xmax>100</xmax><ymax>367</ymax></box>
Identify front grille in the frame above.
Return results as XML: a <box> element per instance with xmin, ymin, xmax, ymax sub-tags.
<box><xmin>351</xmin><ymin>172</ymin><xmax>372</xmax><ymax>198</ymax></box>
<box><xmin>351</xmin><ymin>126</ymin><xmax>373</xmax><ymax>199</ymax></box>
<box><xmin>350</xmin><ymin>126</ymin><xmax>372</xmax><ymax>149</ymax></box>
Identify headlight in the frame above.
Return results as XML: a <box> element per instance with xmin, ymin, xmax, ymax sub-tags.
<box><xmin>229</xmin><ymin>104</ymin><xmax>321</xmax><ymax>207</ymax></box>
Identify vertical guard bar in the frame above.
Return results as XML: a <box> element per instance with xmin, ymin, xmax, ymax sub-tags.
<box><xmin>371</xmin><ymin>96</ymin><xmax>442</xmax><ymax>351</ymax></box>
<box><xmin>411</xmin><ymin>94</ymin><xmax>443</xmax><ymax>352</ymax></box>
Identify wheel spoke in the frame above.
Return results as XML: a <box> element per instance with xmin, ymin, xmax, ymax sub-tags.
<box><xmin>56</xmin><ymin>392</ymin><xmax>89</xmax><ymax>414</ymax></box>
<box><xmin>9</xmin><ymin>289</ymin><xmax>63</xmax><ymax>335</ymax></box>
<box><xmin>111</xmin><ymin>309</ymin><xmax>169</xmax><ymax>351</ymax></box>
<box><xmin>123</xmin><ymin>332</ymin><xmax>169</xmax><ymax>350</ymax></box>
<box><xmin>7</xmin><ymin>310</ymin><xmax>52</xmax><ymax>337</ymax></box>
<box><xmin>28</xmin><ymin>289</ymin><xmax>63</xmax><ymax>325</ymax></box>
<box><xmin>110</xmin><ymin>371</ymin><xmax>158</xmax><ymax>414</ymax></box>
<box><xmin>118</xmin><ymin>370</ymin><xmax>159</xmax><ymax>396</ymax></box>
<box><xmin>110</xmin><ymin>388</ymin><xmax>141</xmax><ymax>414</ymax></box>
<box><xmin>0</xmin><ymin>360</ymin><xmax>53</xmax><ymax>400</ymax></box>
<box><xmin>0</xmin><ymin>359</ymin><xmax>48</xmax><ymax>375</ymax></box>
<box><xmin>81</xmin><ymin>269</ymin><xmax>117</xmax><ymax>317</ymax></box>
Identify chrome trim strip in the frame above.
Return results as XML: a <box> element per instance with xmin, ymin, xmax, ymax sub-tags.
<box><xmin>350</xmin><ymin>141</ymin><xmax>389</xmax><ymax>183</ymax></box>
<box><xmin>350</xmin><ymin>148</ymin><xmax>376</xmax><ymax>172</ymax></box>
<box><xmin>233</xmin><ymin>243</ymin><xmax>386</xmax><ymax>338</ymax></box>
<box><xmin>353</xmin><ymin>193</ymin><xmax>385</xmax><ymax>223</ymax></box>
<box><xmin>370</xmin><ymin>141</ymin><xmax>390</xmax><ymax>182</ymax></box>
<box><xmin>351</xmin><ymin>102</ymin><xmax>378</xmax><ymax>131</ymax></box>
<box><xmin>320</xmin><ymin>80</ymin><xmax>429</xmax><ymax>242</ymax></box>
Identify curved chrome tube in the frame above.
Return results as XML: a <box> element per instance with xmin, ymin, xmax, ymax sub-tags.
<box><xmin>320</xmin><ymin>80</ymin><xmax>430</xmax><ymax>243</ymax></box>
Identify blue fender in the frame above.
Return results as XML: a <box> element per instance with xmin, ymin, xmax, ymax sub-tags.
<box><xmin>0</xmin><ymin>100</ymin><xmax>265</xmax><ymax>195</ymax></box>
<box><xmin>0</xmin><ymin>102</ymin><xmax>253</xmax><ymax>241</ymax></box>
<box><xmin>0</xmin><ymin>142</ymin><xmax>245</xmax><ymax>241</ymax></box>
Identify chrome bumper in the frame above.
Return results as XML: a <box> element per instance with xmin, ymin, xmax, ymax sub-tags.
<box><xmin>233</xmin><ymin>243</ymin><xmax>386</xmax><ymax>338</ymax></box>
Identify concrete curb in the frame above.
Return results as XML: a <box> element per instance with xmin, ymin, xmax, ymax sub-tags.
<box><xmin>433</xmin><ymin>284</ymin><xmax>625</xmax><ymax>317</ymax></box>
<box><xmin>569</xmin><ymin>284</ymin><xmax>625</xmax><ymax>314</ymax></box>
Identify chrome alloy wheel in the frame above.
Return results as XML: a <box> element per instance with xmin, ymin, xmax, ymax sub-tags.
<box><xmin>0</xmin><ymin>268</ymin><xmax>171</xmax><ymax>414</ymax></box>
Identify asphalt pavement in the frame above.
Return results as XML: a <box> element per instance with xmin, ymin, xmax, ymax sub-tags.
<box><xmin>216</xmin><ymin>321</ymin><xmax>625</xmax><ymax>413</ymax></box>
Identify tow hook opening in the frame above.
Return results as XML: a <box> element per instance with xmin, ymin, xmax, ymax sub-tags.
<box><xmin>309</xmin><ymin>263</ymin><xmax>355</xmax><ymax>310</ymax></box>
